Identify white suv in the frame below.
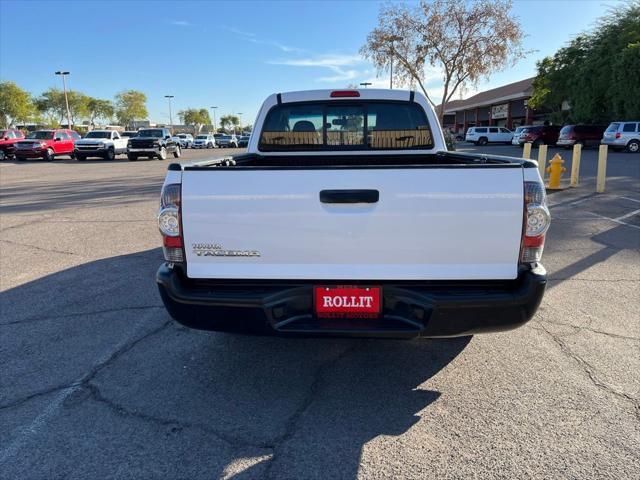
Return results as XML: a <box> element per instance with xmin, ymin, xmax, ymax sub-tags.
<box><xmin>465</xmin><ymin>126</ymin><xmax>513</xmax><ymax>145</ymax></box>
<box><xmin>601</xmin><ymin>122</ymin><xmax>640</xmax><ymax>153</ymax></box>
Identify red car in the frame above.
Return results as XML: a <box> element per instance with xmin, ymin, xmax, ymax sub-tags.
<box><xmin>0</xmin><ymin>129</ymin><xmax>26</xmax><ymax>160</ymax></box>
<box><xmin>518</xmin><ymin>125</ymin><xmax>562</xmax><ymax>147</ymax></box>
<box><xmin>14</xmin><ymin>129</ymin><xmax>79</xmax><ymax>161</ymax></box>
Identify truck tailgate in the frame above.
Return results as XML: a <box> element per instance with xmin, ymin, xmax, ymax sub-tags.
<box><xmin>181</xmin><ymin>167</ymin><xmax>524</xmax><ymax>280</ymax></box>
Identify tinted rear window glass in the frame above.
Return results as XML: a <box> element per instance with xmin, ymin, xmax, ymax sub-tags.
<box><xmin>560</xmin><ymin>126</ymin><xmax>573</xmax><ymax>134</ymax></box>
<box><xmin>606</xmin><ymin>123</ymin><xmax>620</xmax><ymax>133</ymax></box>
<box><xmin>622</xmin><ymin>123</ymin><xmax>637</xmax><ymax>132</ymax></box>
<box><xmin>475</xmin><ymin>128</ymin><xmax>487</xmax><ymax>133</ymax></box>
<box><xmin>259</xmin><ymin>101</ymin><xmax>433</xmax><ymax>151</ymax></box>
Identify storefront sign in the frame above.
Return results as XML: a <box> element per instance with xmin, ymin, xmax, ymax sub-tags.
<box><xmin>491</xmin><ymin>104</ymin><xmax>509</xmax><ymax>119</ymax></box>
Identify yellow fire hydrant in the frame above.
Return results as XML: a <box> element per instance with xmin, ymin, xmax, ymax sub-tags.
<box><xmin>546</xmin><ymin>154</ymin><xmax>566</xmax><ymax>189</ymax></box>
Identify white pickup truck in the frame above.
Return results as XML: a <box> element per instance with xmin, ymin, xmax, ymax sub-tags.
<box><xmin>74</xmin><ymin>130</ymin><xmax>128</xmax><ymax>160</ymax></box>
<box><xmin>156</xmin><ymin>89</ymin><xmax>549</xmax><ymax>337</ymax></box>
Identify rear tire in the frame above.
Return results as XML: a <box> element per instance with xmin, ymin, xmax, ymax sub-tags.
<box><xmin>43</xmin><ymin>148</ymin><xmax>55</xmax><ymax>161</ymax></box>
<box><xmin>627</xmin><ymin>140</ymin><xmax>640</xmax><ymax>153</ymax></box>
<box><xmin>127</xmin><ymin>154</ymin><xmax>138</xmax><ymax>161</ymax></box>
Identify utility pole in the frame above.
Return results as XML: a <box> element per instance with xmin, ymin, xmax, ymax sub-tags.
<box><xmin>164</xmin><ymin>95</ymin><xmax>174</xmax><ymax>133</ymax></box>
<box><xmin>386</xmin><ymin>35</ymin><xmax>403</xmax><ymax>89</ymax></box>
<box><xmin>210</xmin><ymin>106</ymin><xmax>218</xmax><ymax>132</ymax></box>
<box><xmin>359</xmin><ymin>82</ymin><xmax>372</xmax><ymax>88</ymax></box>
<box><xmin>54</xmin><ymin>71</ymin><xmax>72</xmax><ymax>128</ymax></box>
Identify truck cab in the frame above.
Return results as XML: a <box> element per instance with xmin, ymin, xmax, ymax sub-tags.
<box><xmin>156</xmin><ymin>89</ymin><xmax>549</xmax><ymax>337</ymax></box>
<box><xmin>74</xmin><ymin>130</ymin><xmax>128</xmax><ymax>160</ymax></box>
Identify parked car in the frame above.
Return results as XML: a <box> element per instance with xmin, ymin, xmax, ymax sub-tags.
<box><xmin>511</xmin><ymin>126</ymin><xmax>531</xmax><ymax>146</ymax></box>
<box><xmin>237</xmin><ymin>135</ymin><xmax>250</xmax><ymax>148</ymax></box>
<box><xmin>127</xmin><ymin>128</ymin><xmax>180</xmax><ymax>161</ymax></box>
<box><xmin>0</xmin><ymin>129</ymin><xmax>26</xmax><ymax>160</ymax></box>
<box><xmin>601</xmin><ymin>121</ymin><xmax>640</xmax><ymax>153</ymax></box>
<box><xmin>74</xmin><ymin>130</ymin><xmax>128</xmax><ymax>160</ymax></box>
<box><xmin>121</xmin><ymin>131</ymin><xmax>138</xmax><ymax>139</ymax></box>
<box><xmin>192</xmin><ymin>134</ymin><xmax>216</xmax><ymax>149</ymax></box>
<box><xmin>557</xmin><ymin>125</ymin><xmax>607</xmax><ymax>149</ymax></box>
<box><xmin>156</xmin><ymin>88</ymin><xmax>549</xmax><ymax>337</ymax></box>
<box><xmin>216</xmin><ymin>134</ymin><xmax>239</xmax><ymax>148</ymax></box>
<box><xmin>14</xmin><ymin>129</ymin><xmax>78</xmax><ymax>161</ymax></box>
<box><xmin>173</xmin><ymin>133</ymin><xmax>194</xmax><ymax>148</ymax></box>
<box><xmin>465</xmin><ymin>126</ymin><xmax>513</xmax><ymax>145</ymax></box>
<box><xmin>517</xmin><ymin>125</ymin><xmax>562</xmax><ymax>147</ymax></box>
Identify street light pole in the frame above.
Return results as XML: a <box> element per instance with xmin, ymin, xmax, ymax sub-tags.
<box><xmin>164</xmin><ymin>95</ymin><xmax>174</xmax><ymax>133</ymax></box>
<box><xmin>54</xmin><ymin>71</ymin><xmax>72</xmax><ymax>128</ymax></box>
<box><xmin>236</xmin><ymin>113</ymin><xmax>243</xmax><ymax>134</ymax></box>
<box><xmin>210</xmin><ymin>106</ymin><xmax>218</xmax><ymax>132</ymax></box>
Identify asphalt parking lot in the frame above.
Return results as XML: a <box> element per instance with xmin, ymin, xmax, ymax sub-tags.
<box><xmin>1</xmin><ymin>145</ymin><xmax>639</xmax><ymax>479</ymax></box>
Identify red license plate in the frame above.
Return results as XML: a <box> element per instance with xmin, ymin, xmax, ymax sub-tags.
<box><xmin>314</xmin><ymin>286</ymin><xmax>381</xmax><ymax>319</ymax></box>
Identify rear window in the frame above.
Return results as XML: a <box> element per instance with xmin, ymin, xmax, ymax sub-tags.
<box><xmin>606</xmin><ymin>123</ymin><xmax>620</xmax><ymax>133</ymax></box>
<box><xmin>259</xmin><ymin>101</ymin><xmax>433</xmax><ymax>151</ymax></box>
<box><xmin>560</xmin><ymin>126</ymin><xmax>573</xmax><ymax>134</ymax></box>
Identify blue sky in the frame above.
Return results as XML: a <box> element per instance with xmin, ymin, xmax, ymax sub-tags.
<box><xmin>0</xmin><ymin>0</ymin><xmax>622</xmax><ymax>126</ymax></box>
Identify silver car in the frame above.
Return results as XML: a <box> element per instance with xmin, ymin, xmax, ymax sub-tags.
<box><xmin>511</xmin><ymin>126</ymin><xmax>530</xmax><ymax>146</ymax></box>
<box><xmin>601</xmin><ymin>122</ymin><xmax>640</xmax><ymax>153</ymax></box>
<box><xmin>192</xmin><ymin>134</ymin><xmax>216</xmax><ymax>149</ymax></box>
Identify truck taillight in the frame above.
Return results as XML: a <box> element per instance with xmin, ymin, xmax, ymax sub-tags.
<box><xmin>520</xmin><ymin>181</ymin><xmax>550</xmax><ymax>264</ymax></box>
<box><xmin>158</xmin><ymin>183</ymin><xmax>184</xmax><ymax>263</ymax></box>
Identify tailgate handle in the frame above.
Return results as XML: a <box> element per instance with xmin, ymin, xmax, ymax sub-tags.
<box><xmin>320</xmin><ymin>189</ymin><xmax>379</xmax><ymax>204</ymax></box>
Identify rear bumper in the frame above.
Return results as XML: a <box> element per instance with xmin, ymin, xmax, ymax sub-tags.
<box><xmin>157</xmin><ymin>264</ymin><xmax>547</xmax><ymax>338</ymax></box>
<box><xmin>556</xmin><ymin>139</ymin><xmax>575</xmax><ymax>146</ymax></box>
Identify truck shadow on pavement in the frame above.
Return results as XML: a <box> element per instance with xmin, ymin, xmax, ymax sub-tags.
<box><xmin>0</xmin><ymin>248</ymin><xmax>471</xmax><ymax>479</ymax></box>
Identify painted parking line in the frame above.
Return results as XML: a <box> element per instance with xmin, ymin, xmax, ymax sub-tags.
<box><xmin>584</xmin><ymin>210</ymin><xmax>640</xmax><ymax>230</ymax></box>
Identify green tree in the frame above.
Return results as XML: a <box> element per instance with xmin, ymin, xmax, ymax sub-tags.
<box><xmin>219</xmin><ymin>114</ymin><xmax>240</xmax><ymax>133</ymax></box>
<box><xmin>178</xmin><ymin>108</ymin><xmax>211</xmax><ymax>133</ymax></box>
<box><xmin>86</xmin><ymin>98</ymin><xmax>114</xmax><ymax>126</ymax></box>
<box><xmin>0</xmin><ymin>81</ymin><xmax>35</xmax><ymax>128</ymax></box>
<box><xmin>35</xmin><ymin>87</ymin><xmax>89</xmax><ymax>126</ymax></box>
<box><xmin>114</xmin><ymin>90</ymin><xmax>148</xmax><ymax>126</ymax></box>
<box><xmin>530</xmin><ymin>3</ymin><xmax>640</xmax><ymax>123</ymax></box>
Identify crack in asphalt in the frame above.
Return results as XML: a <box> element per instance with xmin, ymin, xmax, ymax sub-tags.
<box><xmin>535</xmin><ymin>318</ymin><xmax>640</xmax><ymax>342</ymax></box>
<box><xmin>0</xmin><ymin>238</ymin><xmax>77</xmax><ymax>256</ymax></box>
<box><xmin>0</xmin><ymin>319</ymin><xmax>173</xmax><ymax>465</ymax></box>
<box><xmin>535</xmin><ymin>322</ymin><xmax>640</xmax><ymax>421</ymax></box>
<box><xmin>262</xmin><ymin>341</ymin><xmax>362</xmax><ymax>479</ymax></box>
<box><xmin>0</xmin><ymin>319</ymin><xmax>172</xmax><ymax>412</ymax></box>
<box><xmin>86</xmin><ymin>382</ymin><xmax>275</xmax><ymax>451</ymax></box>
<box><xmin>0</xmin><ymin>304</ymin><xmax>165</xmax><ymax>327</ymax></box>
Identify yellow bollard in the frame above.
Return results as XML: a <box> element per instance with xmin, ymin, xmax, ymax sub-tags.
<box><xmin>523</xmin><ymin>142</ymin><xmax>532</xmax><ymax>159</ymax></box>
<box><xmin>597</xmin><ymin>145</ymin><xmax>608</xmax><ymax>193</ymax></box>
<box><xmin>570</xmin><ymin>143</ymin><xmax>582</xmax><ymax>187</ymax></box>
<box><xmin>537</xmin><ymin>144</ymin><xmax>548</xmax><ymax>179</ymax></box>
<box><xmin>546</xmin><ymin>154</ymin><xmax>566</xmax><ymax>189</ymax></box>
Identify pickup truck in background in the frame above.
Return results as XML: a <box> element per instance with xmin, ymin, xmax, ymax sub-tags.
<box><xmin>127</xmin><ymin>128</ymin><xmax>181</xmax><ymax>161</ymax></box>
<box><xmin>156</xmin><ymin>89</ymin><xmax>549</xmax><ymax>338</ymax></box>
<box><xmin>74</xmin><ymin>130</ymin><xmax>128</xmax><ymax>160</ymax></box>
